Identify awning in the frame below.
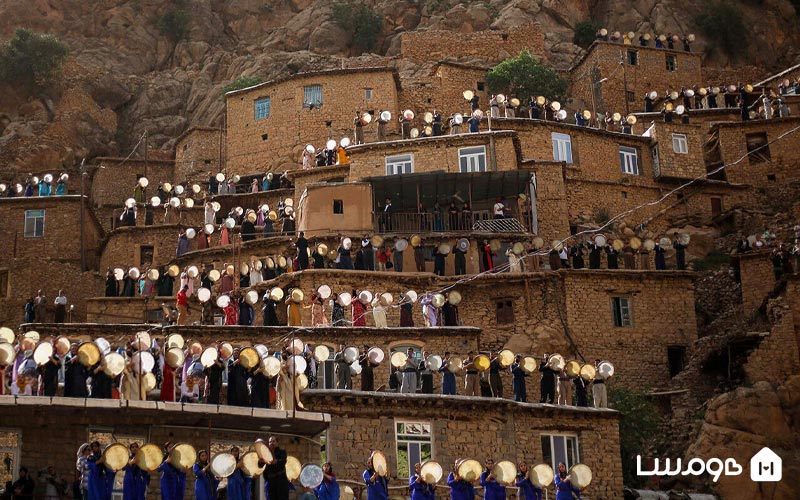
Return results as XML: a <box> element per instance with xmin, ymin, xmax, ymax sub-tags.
<box><xmin>365</xmin><ymin>170</ymin><xmax>534</xmax><ymax>211</ymax></box>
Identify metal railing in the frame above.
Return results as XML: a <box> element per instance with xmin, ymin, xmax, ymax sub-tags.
<box><xmin>374</xmin><ymin>210</ymin><xmax>532</xmax><ymax>234</ymax></box>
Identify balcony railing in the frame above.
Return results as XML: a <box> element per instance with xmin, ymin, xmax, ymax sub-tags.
<box><xmin>374</xmin><ymin>210</ymin><xmax>532</xmax><ymax>234</ymax></box>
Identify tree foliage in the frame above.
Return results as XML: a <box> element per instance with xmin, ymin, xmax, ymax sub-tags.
<box><xmin>696</xmin><ymin>3</ymin><xmax>747</xmax><ymax>58</ymax></box>
<box><xmin>332</xmin><ymin>1</ymin><xmax>382</xmax><ymax>53</ymax></box>
<box><xmin>609</xmin><ymin>387</ymin><xmax>664</xmax><ymax>488</ymax></box>
<box><xmin>223</xmin><ymin>76</ymin><xmax>264</xmax><ymax>95</ymax></box>
<box><xmin>158</xmin><ymin>8</ymin><xmax>191</xmax><ymax>42</ymax></box>
<box><xmin>486</xmin><ymin>50</ymin><xmax>568</xmax><ymax>103</ymax></box>
<box><xmin>0</xmin><ymin>28</ymin><xmax>68</xmax><ymax>93</ymax></box>
<box><xmin>573</xmin><ymin>20</ymin><xmax>601</xmax><ymax>48</ymax></box>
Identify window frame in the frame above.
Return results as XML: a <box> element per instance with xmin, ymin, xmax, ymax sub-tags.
<box><xmin>303</xmin><ymin>84</ymin><xmax>323</xmax><ymax>108</ymax></box>
<box><xmin>254</xmin><ymin>97</ymin><xmax>271</xmax><ymax>120</ymax></box>
<box><xmin>23</xmin><ymin>209</ymin><xmax>45</xmax><ymax>238</ymax></box>
<box><xmin>333</xmin><ymin>200</ymin><xmax>344</xmax><ymax>214</ymax></box>
<box><xmin>495</xmin><ymin>299</ymin><xmax>515</xmax><ymax>324</ymax></box>
<box><xmin>541</xmin><ymin>433</ymin><xmax>580</xmax><ymax>473</ymax></box>
<box><xmin>745</xmin><ymin>132</ymin><xmax>771</xmax><ymax>164</ymax></box>
<box><xmin>672</xmin><ymin>133</ymin><xmax>688</xmax><ymax>154</ymax></box>
<box><xmin>0</xmin><ymin>269</ymin><xmax>8</xmax><ymax>299</ymax></box>
<box><xmin>626</xmin><ymin>49</ymin><xmax>638</xmax><ymax>66</ymax></box>
<box><xmin>385</xmin><ymin>153</ymin><xmax>414</xmax><ymax>175</ymax></box>
<box><xmin>458</xmin><ymin>145</ymin><xmax>487</xmax><ymax>173</ymax></box>
<box><xmin>665</xmin><ymin>54</ymin><xmax>677</xmax><ymax>72</ymax></box>
<box><xmin>365</xmin><ymin>88</ymin><xmax>373</xmax><ymax>100</ymax></box>
<box><xmin>395</xmin><ymin>420</ymin><xmax>433</xmax><ymax>479</ymax></box>
<box><xmin>619</xmin><ymin>146</ymin><xmax>640</xmax><ymax>175</ymax></box>
<box><xmin>611</xmin><ymin>296</ymin><xmax>633</xmax><ymax>327</ymax></box>
<box><xmin>551</xmin><ymin>133</ymin><xmax>573</xmax><ymax>164</ymax></box>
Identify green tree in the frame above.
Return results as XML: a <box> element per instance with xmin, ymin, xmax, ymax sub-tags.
<box><xmin>223</xmin><ymin>76</ymin><xmax>264</xmax><ymax>95</ymax></box>
<box><xmin>696</xmin><ymin>3</ymin><xmax>746</xmax><ymax>58</ymax></box>
<box><xmin>0</xmin><ymin>28</ymin><xmax>68</xmax><ymax>93</ymax></box>
<box><xmin>573</xmin><ymin>20</ymin><xmax>600</xmax><ymax>48</ymax></box>
<box><xmin>158</xmin><ymin>8</ymin><xmax>191</xmax><ymax>42</ymax></box>
<box><xmin>486</xmin><ymin>50</ymin><xmax>568</xmax><ymax>103</ymax></box>
<box><xmin>332</xmin><ymin>1</ymin><xmax>382</xmax><ymax>53</ymax></box>
<box><xmin>609</xmin><ymin>387</ymin><xmax>664</xmax><ymax>488</ymax></box>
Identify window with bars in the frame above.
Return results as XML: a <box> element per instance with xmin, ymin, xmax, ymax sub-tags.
<box><xmin>254</xmin><ymin>97</ymin><xmax>270</xmax><ymax>120</ymax></box>
<box><xmin>672</xmin><ymin>133</ymin><xmax>688</xmax><ymax>154</ymax></box>
<box><xmin>395</xmin><ymin>421</ymin><xmax>432</xmax><ymax>479</ymax></box>
<box><xmin>612</xmin><ymin>296</ymin><xmax>632</xmax><ymax>327</ymax></box>
<box><xmin>552</xmin><ymin>133</ymin><xmax>573</xmax><ymax>163</ymax></box>
<box><xmin>619</xmin><ymin>146</ymin><xmax>640</xmax><ymax>175</ymax></box>
<box><xmin>386</xmin><ymin>154</ymin><xmax>414</xmax><ymax>175</ymax></box>
<box><xmin>541</xmin><ymin>434</ymin><xmax>580</xmax><ymax>472</ymax></box>
<box><xmin>303</xmin><ymin>85</ymin><xmax>323</xmax><ymax>108</ymax></box>
<box><xmin>24</xmin><ymin>210</ymin><xmax>45</xmax><ymax>237</ymax></box>
<box><xmin>665</xmin><ymin>55</ymin><xmax>677</xmax><ymax>72</ymax></box>
<box><xmin>458</xmin><ymin>146</ymin><xmax>487</xmax><ymax>172</ymax></box>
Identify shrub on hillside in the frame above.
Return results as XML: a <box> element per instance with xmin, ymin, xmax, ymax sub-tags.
<box><xmin>573</xmin><ymin>20</ymin><xmax>601</xmax><ymax>48</ymax></box>
<box><xmin>696</xmin><ymin>3</ymin><xmax>747</xmax><ymax>58</ymax></box>
<box><xmin>332</xmin><ymin>1</ymin><xmax>382</xmax><ymax>53</ymax></box>
<box><xmin>0</xmin><ymin>28</ymin><xmax>68</xmax><ymax>93</ymax></box>
<box><xmin>486</xmin><ymin>50</ymin><xmax>568</xmax><ymax>103</ymax></box>
<box><xmin>223</xmin><ymin>76</ymin><xmax>264</xmax><ymax>95</ymax></box>
<box><xmin>158</xmin><ymin>8</ymin><xmax>191</xmax><ymax>42</ymax></box>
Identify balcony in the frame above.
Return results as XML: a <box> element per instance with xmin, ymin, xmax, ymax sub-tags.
<box><xmin>373</xmin><ymin>210</ymin><xmax>531</xmax><ymax>234</ymax></box>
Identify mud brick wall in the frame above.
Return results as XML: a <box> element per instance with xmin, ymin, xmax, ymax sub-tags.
<box><xmin>174</xmin><ymin>127</ymin><xmax>223</xmax><ymax>183</ymax></box>
<box><xmin>743</xmin><ymin>301</ymin><xmax>800</xmax><ymax>385</ymax></box>
<box><xmin>650</xmin><ymin>121</ymin><xmax>707</xmax><ymax>179</ymax></box>
<box><xmin>90</xmin><ymin>159</ymin><xmax>175</xmax><ymax>208</ymax></box>
<box><xmin>397</xmin><ymin>63</ymin><xmax>490</xmax><ymax>119</ymax></box>
<box><xmin>737</xmin><ymin>250</ymin><xmax>777</xmax><ymax>316</ymax></box>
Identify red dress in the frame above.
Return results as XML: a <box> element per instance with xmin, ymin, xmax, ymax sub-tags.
<box><xmin>351</xmin><ymin>301</ymin><xmax>367</xmax><ymax>327</ymax></box>
<box><xmin>160</xmin><ymin>364</ymin><xmax>175</xmax><ymax>402</ymax></box>
<box><xmin>224</xmin><ymin>304</ymin><xmax>239</xmax><ymax>325</ymax></box>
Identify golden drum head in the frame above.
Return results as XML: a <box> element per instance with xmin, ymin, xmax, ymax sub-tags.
<box><xmin>447</xmin><ymin>291</ymin><xmax>461</xmax><ymax>305</ymax></box>
<box><xmin>241</xmin><ymin>451</ymin><xmax>265</xmax><ymax>477</ymax></box>
<box><xmin>278</xmin><ymin>256</ymin><xmax>287</xmax><ymax>269</ymax></box>
<box><xmin>489</xmin><ymin>239</ymin><xmax>502</xmax><ymax>252</ymax></box>
<box><xmin>512</xmin><ymin>242</ymin><xmax>525</xmax><ymax>255</ymax></box>
<box><xmin>548</xmin><ymin>354</ymin><xmax>565</xmax><ymax>371</ymax></box>
<box><xmin>421</xmin><ymin>461</ymin><xmax>443</xmax><ymax>483</ymax></box>
<box><xmin>463</xmin><ymin>90</ymin><xmax>474</xmax><ymax>101</ymax></box>
<box><xmin>432</xmin><ymin>293</ymin><xmax>446</xmax><ymax>308</ymax></box>
<box><xmin>103</xmin><ymin>353</ymin><xmax>125</xmax><ymax>377</ymax></box>
<box><xmin>532</xmin><ymin>237</ymin><xmax>544</xmax><ymax>249</ymax></box>
<box><xmin>77</xmin><ymin>342</ymin><xmax>101</xmax><ymax>367</ymax></box>
<box><xmin>297</xmin><ymin>373</ymin><xmax>309</xmax><ymax>391</ymax></box>
<box><xmin>569</xmin><ymin>464</ymin><xmax>592</xmax><ymax>489</ymax></box>
<box><xmin>166</xmin><ymin>334</ymin><xmax>185</xmax><ymax>349</ymax></box>
<box><xmin>565</xmin><ymin>360</ymin><xmax>581</xmax><ymax>378</ymax></box>
<box><xmin>24</xmin><ymin>330</ymin><xmax>40</xmax><ymax>342</ymax></box>
<box><xmin>341</xmin><ymin>486</ymin><xmax>354</xmax><ymax>500</ymax></box>
<box><xmin>317</xmin><ymin>243</ymin><xmax>328</xmax><ymax>255</ymax></box>
<box><xmin>473</xmin><ymin>354</ymin><xmax>490</xmax><ymax>371</ymax></box>
<box><xmin>142</xmin><ymin>372</ymin><xmax>157</xmax><ymax>392</ymax></box>
<box><xmin>135</xmin><ymin>444</ymin><xmax>164</xmax><ymax>472</ymax></box>
<box><xmin>313</xmin><ymin>344</ymin><xmax>331</xmax><ymax>363</ymax></box>
<box><xmin>167</xmin><ymin>265</ymin><xmax>180</xmax><ymax>277</ymax></box>
<box><xmin>410</xmin><ymin>235</ymin><xmax>421</xmax><ymax>247</ymax></box>
<box><xmin>530</xmin><ymin>464</ymin><xmax>554</xmax><ymax>487</ymax></box>
<box><xmin>612</xmin><ymin>239</ymin><xmax>624</xmax><ymax>251</ymax></box>
<box><xmin>0</xmin><ymin>343</ymin><xmax>16</xmax><ymax>365</ymax></box>
<box><xmin>169</xmin><ymin>444</ymin><xmax>197</xmax><ymax>469</ymax></box>
<box><xmin>390</xmin><ymin>351</ymin><xmax>408</xmax><ymax>368</ymax></box>
<box><xmin>448</xmin><ymin>356</ymin><xmax>463</xmax><ymax>373</ymax></box>
<box><xmin>291</xmin><ymin>289</ymin><xmax>304</xmax><ymax>303</ymax></box>
<box><xmin>643</xmin><ymin>239</ymin><xmax>655</xmax><ymax>251</ymax></box>
<box><xmin>630</xmin><ymin>236</ymin><xmax>642</xmax><ymax>250</ymax></box>
<box><xmin>208</xmin><ymin>269</ymin><xmax>221</xmax><ymax>282</ymax></box>
<box><xmin>457</xmin><ymin>459</ymin><xmax>482</xmax><ymax>482</ymax></box>
<box><xmin>521</xmin><ymin>356</ymin><xmax>538</xmax><ymax>374</ymax></box>
<box><xmin>268</xmin><ymin>287</ymin><xmax>284</xmax><ymax>302</ymax></box>
<box><xmin>423</xmin><ymin>112</ymin><xmax>433</xmax><ymax>124</ymax></box>
<box><xmin>371</xmin><ymin>451</ymin><xmax>388</xmax><ymax>476</ymax></box>
<box><xmin>166</xmin><ymin>347</ymin><xmax>185</xmax><ymax>369</ymax></box>
<box><xmin>580</xmin><ymin>364</ymin><xmax>597</xmax><ymax>381</ymax></box>
<box><xmin>285</xmin><ymin>456</ymin><xmax>302</xmax><ymax>481</ymax></box>
<box><xmin>239</xmin><ymin>347</ymin><xmax>259</xmax><ymax>369</ymax></box>
<box><xmin>493</xmin><ymin>461</ymin><xmax>517</xmax><ymax>485</ymax></box>
<box><xmin>103</xmin><ymin>443</ymin><xmax>130</xmax><ymax>471</ymax></box>
<box><xmin>498</xmin><ymin>350</ymin><xmax>514</xmax><ymax>368</ymax></box>
<box><xmin>262</xmin><ymin>356</ymin><xmax>282</xmax><ymax>377</ymax></box>
<box><xmin>210</xmin><ymin>453</ymin><xmax>237</xmax><ymax>478</ymax></box>
<box><xmin>254</xmin><ymin>439</ymin><xmax>274</xmax><ymax>464</ymax></box>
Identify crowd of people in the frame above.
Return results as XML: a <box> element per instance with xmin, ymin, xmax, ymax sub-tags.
<box><xmin>22</xmin><ymin>291</ymin><xmax>70</xmax><ymax>324</ymax></box>
<box><xmin>0</xmin><ymin>173</ymin><xmax>69</xmax><ymax>198</ymax></box>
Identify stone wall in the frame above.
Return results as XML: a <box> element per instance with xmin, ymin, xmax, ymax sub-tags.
<box><xmin>287</xmin><ymin>165</ymin><xmax>350</xmax><ymax>201</ymax></box>
<box><xmin>562</xmin><ymin>270</ymin><xmax>697</xmax><ymax>389</ymax></box>
<box><xmin>570</xmin><ymin>42</ymin><xmax>703</xmax><ymax>115</ymax></box>
<box><xmin>345</xmin><ymin>131</ymin><xmax>519</xmax><ymax>180</ymax></box>
<box><xmin>174</xmin><ymin>127</ymin><xmax>222</xmax><ymax>183</ymax></box>
<box><xmin>650</xmin><ymin>121</ymin><xmax>707</xmax><ymax>179</ymax></box>
<box><xmin>399</xmin><ymin>23</ymin><xmax>545</xmax><ymax>65</ymax></box>
<box><xmin>743</xmin><ymin>299</ymin><xmax>800</xmax><ymax>384</ymax></box>
<box><xmin>527</xmin><ymin>161</ymin><xmax>570</xmax><ymax>239</ymax></box>
<box><xmin>99</xmin><ymin>225</ymin><xmax>198</xmax><ymax>272</ymax></box>
<box><xmin>302</xmin><ymin>391</ymin><xmax>622</xmax><ymax>500</ymax></box>
<box><xmin>737</xmin><ymin>251</ymin><xmax>776</xmax><ymax>316</ymax></box>
<box><xmin>91</xmin><ymin>158</ymin><xmax>175</xmax><ymax>208</ymax></box>
<box><xmin>225</xmin><ymin>68</ymin><xmax>400</xmax><ymax>176</ymax></box>
<box><xmin>398</xmin><ymin>63</ymin><xmax>490</xmax><ymax>119</ymax></box>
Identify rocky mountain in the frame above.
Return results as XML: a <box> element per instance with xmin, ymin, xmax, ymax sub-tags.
<box><xmin>1</xmin><ymin>0</ymin><xmax>799</xmax><ymax>175</ymax></box>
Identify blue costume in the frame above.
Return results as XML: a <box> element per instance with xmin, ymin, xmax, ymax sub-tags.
<box><xmin>158</xmin><ymin>461</ymin><xmax>187</xmax><ymax>500</ymax></box>
<box><xmin>363</xmin><ymin>468</ymin><xmax>389</xmax><ymax>500</ymax></box>
<box><xmin>38</xmin><ymin>181</ymin><xmax>51</xmax><ymax>196</ymax></box>
<box><xmin>511</xmin><ymin>363</ymin><xmax>528</xmax><ymax>402</ymax></box>
<box><xmin>227</xmin><ymin>468</ymin><xmax>251</xmax><ymax>500</ymax></box>
<box><xmin>439</xmin><ymin>362</ymin><xmax>456</xmax><ymax>395</ymax></box>
<box><xmin>515</xmin><ymin>473</ymin><xmax>541</xmax><ymax>500</ymax></box>
<box><xmin>192</xmin><ymin>463</ymin><xmax>219</xmax><ymax>500</ymax></box>
<box><xmin>447</xmin><ymin>472</ymin><xmax>474</xmax><ymax>500</ymax></box>
<box><xmin>55</xmin><ymin>181</ymin><xmax>67</xmax><ymax>195</ymax></box>
<box><xmin>479</xmin><ymin>470</ymin><xmax>505</xmax><ymax>500</ymax></box>
<box><xmin>409</xmin><ymin>475</ymin><xmax>435</xmax><ymax>500</ymax></box>
<box><xmin>122</xmin><ymin>464</ymin><xmax>150</xmax><ymax>500</ymax></box>
<box><xmin>314</xmin><ymin>475</ymin><xmax>340</xmax><ymax>500</ymax></box>
<box><xmin>87</xmin><ymin>459</ymin><xmax>115</xmax><ymax>500</ymax></box>
<box><xmin>554</xmin><ymin>473</ymin><xmax>580</xmax><ymax>500</ymax></box>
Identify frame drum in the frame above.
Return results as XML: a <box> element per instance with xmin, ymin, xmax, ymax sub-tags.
<box><xmin>0</xmin><ymin>327</ymin><xmax>14</xmax><ymax>344</ymax></box>
<box><xmin>299</xmin><ymin>464</ymin><xmax>324</xmax><ymax>488</ymax></box>
<box><xmin>425</xmin><ymin>355</ymin><xmax>442</xmax><ymax>371</ymax></box>
<box><xmin>77</xmin><ymin>342</ymin><xmax>101</xmax><ymax>367</ymax></box>
<box><xmin>286</xmin><ymin>456</ymin><xmax>302</xmax><ymax>481</ymax></box>
<box><xmin>262</xmin><ymin>356</ymin><xmax>282</xmax><ymax>377</ymax></box>
<box><xmin>169</xmin><ymin>444</ymin><xmax>197</xmax><ymax>469</ymax></box>
<box><xmin>421</xmin><ymin>461</ymin><xmax>443</xmax><ymax>483</ymax></box>
<box><xmin>371</xmin><ymin>451</ymin><xmax>388</xmax><ymax>476</ymax></box>
<box><xmin>239</xmin><ymin>348</ymin><xmax>259</xmax><ymax>369</ymax></box>
<box><xmin>521</xmin><ymin>356</ymin><xmax>538</xmax><ymax>374</ymax></box>
<box><xmin>33</xmin><ymin>342</ymin><xmax>53</xmax><ymax>366</ymax></box>
<box><xmin>102</xmin><ymin>443</ymin><xmax>130</xmax><ymax>471</ymax></box>
<box><xmin>493</xmin><ymin>461</ymin><xmax>517</xmax><ymax>485</ymax></box>
<box><xmin>289</xmin><ymin>355</ymin><xmax>306</xmax><ymax>375</ymax></box>
<box><xmin>200</xmin><ymin>347</ymin><xmax>218</xmax><ymax>368</ymax></box>
<box><xmin>103</xmin><ymin>353</ymin><xmax>125</xmax><ymax>377</ymax></box>
<box><xmin>457</xmin><ymin>459</ymin><xmax>482</xmax><ymax>482</ymax></box>
<box><xmin>210</xmin><ymin>453</ymin><xmax>237</xmax><ymax>478</ymax></box>
<box><xmin>565</xmin><ymin>360</ymin><xmax>581</xmax><ymax>378</ymax></box>
<box><xmin>131</xmin><ymin>351</ymin><xmax>155</xmax><ymax>374</ymax></box>
<box><xmin>447</xmin><ymin>356</ymin><xmax>463</xmax><ymax>373</ymax></box>
<box><xmin>473</xmin><ymin>354</ymin><xmax>490</xmax><ymax>371</ymax></box>
<box><xmin>367</xmin><ymin>347</ymin><xmax>385</xmax><ymax>364</ymax></box>
<box><xmin>313</xmin><ymin>345</ymin><xmax>331</xmax><ymax>363</ymax></box>
<box><xmin>390</xmin><ymin>351</ymin><xmax>408</xmax><ymax>368</ymax></box>
<box><xmin>254</xmin><ymin>439</ymin><xmax>274</xmax><ymax>464</ymax></box>
<box><xmin>135</xmin><ymin>444</ymin><xmax>164</xmax><ymax>472</ymax></box>
<box><xmin>530</xmin><ymin>464</ymin><xmax>554</xmax><ymax>488</ymax></box>
<box><xmin>241</xmin><ymin>451</ymin><xmax>265</xmax><ymax>477</ymax></box>
<box><xmin>497</xmin><ymin>349</ymin><xmax>514</xmax><ymax>368</ymax></box>
<box><xmin>580</xmin><ymin>364</ymin><xmax>597</xmax><ymax>381</ymax></box>
<box><xmin>569</xmin><ymin>464</ymin><xmax>592</xmax><ymax>489</ymax></box>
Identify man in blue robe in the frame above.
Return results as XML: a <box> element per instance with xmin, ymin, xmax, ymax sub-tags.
<box><xmin>227</xmin><ymin>447</ymin><xmax>251</xmax><ymax>500</ymax></box>
<box><xmin>87</xmin><ymin>450</ymin><xmax>115</xmax><ymax>500</ymax></box>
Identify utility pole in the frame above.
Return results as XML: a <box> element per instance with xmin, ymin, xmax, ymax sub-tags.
<box><xmin>79</xmin><ymin>158</ymin><xmax>86</xmax><ymax>272</ymax></box>
<box><xmin>621</xmin><ymin>53</ymin><xmax>630</xmax><ymax>115</ymax></box>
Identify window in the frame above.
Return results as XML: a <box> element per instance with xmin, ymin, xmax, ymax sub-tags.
<box><xmin>365</xmin><ymin>88</ymin><xmax>373</xmax><ymax>100</ymax></box>
<box><xmin>139</xmin><ymin>246</ymin><xmax>154</xmax><ymax>267</ymax></box>
<box><xmin>0</xmin><ymin>270</ymin><xmax>7</xmax><ymax>298</ymax></box>
<box><xmin>261</xmin><ymin>133</ymin><xmax>268</xmax><ymax>141</ymax></box>
<box><xmin>745</xmin><ymin>133</ymin><xmax>770</xmax><ymax>163</ymax></box>
<box><xmin>458</xmin><ymin>146</ymin><xmax>487</xmax><ymax>172</ymax></box>
<box><xmin>672</xmin><ymin>133</ymin><xmax>688</xmax><ymax>154</ymax></box>
<box><xmin>303</xmin><ymin>85</ymin><xmax>323</xmax><ymax>108</ymax></box>
<box><xmin>24</xmin><ymin>210</ymin><xmax>45</xmax><ymax>238</ymax></box>
<box><xmin>665</xmin><ymin>55</ymin><xmax>677</xmax><ymax>72</ymax></box>
<box><xmin>766</xmin><ymin>174</ymin><xmax>776</xmax><ymax>181</ymax></box>
<box><xmin>0</xmin><ymin>429</ymin><xmax>21</xmax><ymax>487</ymax></box>
<box><xmin>611</xmin><ymin>297</ymin><xmax>632</xmax><ymax>327</ymax></box>
<box><xmin>652</xmin><ymin>145</ymin><xmax>660</xmax><ymax>176</ymax></box>
<box><xmin>667</xmin><ymin>346</ymin><xmax>686</xmax><ymax>377</ymax></box>
<box><xmin>619</xmin><ymin>146</ymin><xmax>639</xmax><ymax>175</ymax></box>
<box><xmin>477</xmin><ymin>82</ymin><xmax>485</xmax><ymax>91</ymax></box>
<box><xmin>626</xmin><ymin>49</ymin><xmax>638</xmax><ymax>65</ymax></box>
<box><xmin>496</xmin><ymin>300</ymin><xmax>514</xmax><ymax>324</ymax></box>
<box><xmin>386</xmin><ymin>154</ymin><xmax>414</xmax><ymax>175</ymax></box>
<box><xmin>626</xmin><ymin>90</ymin><xmax>635</xmax><ymax>103</ymax></box>
<box><xmin>711</xmin><ymin>197</ymin><xmax>722</xmax><ymax>217</ymax></box>
<box><xmin>552</xmin><ymin>133</ymin><xmax>573</xmax><ymax>163</ymax></box>
<box><xmin>333</xmin><ymin>200</ymin><xmax>343</xmax><ymax>214</ymax></box>
<box><xmin>621</xmin><ymin>191</ymin><xmax>628</xmax><ymax>199</ymax></box>
<box><xmin>395</xmin><ymin>421</ymin><xmax>432</xmax><ymax>479</ymax></box>
<box><xmin>254</xmin><ymin>97</ymin><xmax>271</xmax><ymax>120</ymax></box>
<box><xmin>317</xmin><ymin>346</ymin><xmax>336</xmax><ymax>389</ymax></box>
<box><xmin>541</xmin><ymin>434</ymin><xmax>579</xmax><ymax>472</ymax></box>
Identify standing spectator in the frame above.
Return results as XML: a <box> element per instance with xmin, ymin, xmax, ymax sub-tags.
<box><xmin>33</xmin><ymin>291</ymin><xmax>47</xmax><ymax>323</ymax></box>
<box><xmin>493</xmin><ymin>199</ymin><xmax>505</xmax><ymax>220</ymax></box>
<box><xmin>24</xmin><ymin>298</ymin><xmax>35</xmax><ymax>323</ymax></box>
<box><xmin>295</xmin><ymin>232</ymin><xmax>309</xmax><ymax>270</ymax></box>
<box><xmin>176</xmin><ymin>230</ymin><xmax>189</xmax><ymax>257</ymax></box>
<box><xmin>176</xmin><ymin>285</ymin><xmax>189</xmax><ymax>326</ymax></box>
<box><xmin>11</xmin><ymin>467</ymin><xmax>34</xmax><ymax>500</ymax></box>
<box><xmin>76</xmin><ymin>444</ymin><xmax>90</xmax><ymax>500</ymax></box>
<box><xmin>53</xmin><ymin>291</ymin><xmax>68</xmax><ymax>323</ymax></box>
